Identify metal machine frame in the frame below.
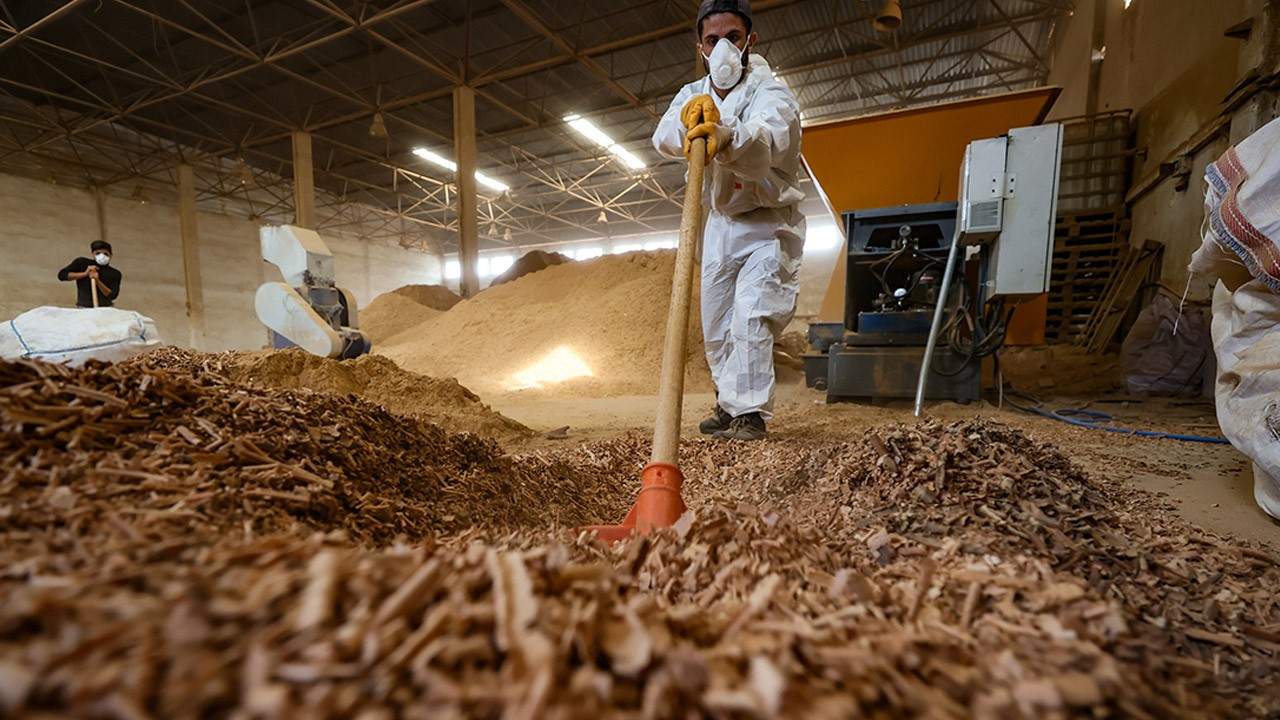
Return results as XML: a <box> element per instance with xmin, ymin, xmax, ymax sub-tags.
<box><xmin>805</xmin><ymin>202</ymin><xmax>982</xmax><ymax>404</ymax></box>
<box><xmin>804</xmin><ymin>123</ymin><xmax>1063</xmax><ymax>409</ymax></box>
<box><xmin>255</xmin><ymin>225</ymin><xmax>371</xmax><ymax>359</ymax></box>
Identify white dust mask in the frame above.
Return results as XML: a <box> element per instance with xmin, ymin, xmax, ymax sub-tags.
<box><xmin>94</xmin><ymin>253</ymin><xmax>110</xmax><ymax>266</ymax></box>
<box><xmin>703</xmin><ymin>38</ymin><xmax>747</xmax><ymax>91</ymax></box>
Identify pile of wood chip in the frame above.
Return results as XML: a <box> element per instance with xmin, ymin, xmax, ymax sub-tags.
<box><xmin>3</xmin><ymin>358</ymin><xmax>1279</xmax><ymax>718</ymax></box>
<box><xmin>0</xmin><ymin>357</ymin><xmax>628</xmax><ymax>553</ymax></box>
<box><xmin>127</xmin><ymin>347</ymin><xmax>531</xmax><ymax>440</ymax></box>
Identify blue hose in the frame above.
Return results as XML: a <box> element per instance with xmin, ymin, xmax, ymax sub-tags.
<box><xmin>1019</xmin><ymin>404</ymin><xmax>1231</xmax><ymax>444</ymax></box>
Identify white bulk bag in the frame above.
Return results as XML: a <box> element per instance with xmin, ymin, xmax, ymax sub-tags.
<box><xmin>1189</xmin><ymin>116</ymin><xmax>1280</xmax><ymax>520</ymax></box>
<box><xmin>0</xmin><ymin>306</ymin><xmax>162</xmax><ymax>366</ymax></box>
<box><xmin>1211</xmin><ymin>281</ymin><xmax>1280</xmax><ymax>519</ymax></box>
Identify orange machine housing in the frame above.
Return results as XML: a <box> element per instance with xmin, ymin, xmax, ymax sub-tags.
<box><xmin>803</xmin><ymin>87</ymin><xmax>1061</xmax><ymax>345</ymax></box>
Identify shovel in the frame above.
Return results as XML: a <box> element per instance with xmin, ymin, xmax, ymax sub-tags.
<box><xmin>90</xmin><ymin>268</ymin><xmax>99</xmax><ymax>308</ymax></box>
<box><xmin>582</xmin><ymin>136</ymin><xmax>707</xmax><ymax>543</ymax></box>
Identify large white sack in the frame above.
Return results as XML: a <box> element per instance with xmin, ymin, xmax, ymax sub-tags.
<box><xmin>1199</xmin><ymin>115</ymin><xmax>1280</xmax><ymax>292</ymax></box>
<box><xmin>1190</xmin><ymin>117</ymin><xmax>1280</xmax><ymax>520</ymax></box>
<box><xmin>1211</xmin><ymin>281</ymin><xmax>1280</xmax><ymax>520</ymax></box>
<box><xmin>0</xmin><ymin>306</ymin><xmax>162</xmax><ymax>366</ymax></box>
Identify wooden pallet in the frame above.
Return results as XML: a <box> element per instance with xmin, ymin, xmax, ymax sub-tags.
<box><xmin>1044</xmin><ymin>113</ymin><xmax>1136</xmax><ymax>343</ymax></box>
<box><xmin>1044</xmin><ymin>208</ymin><xmax>1130</xmax><ymax>343</ymax></box>
<box><xmin>1076</xmin><ymin>240</ymin><xmax>1163</xmax><ymax>353</ymax></box>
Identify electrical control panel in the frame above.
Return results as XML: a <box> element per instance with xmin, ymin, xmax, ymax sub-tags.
<box><xmin>956</xmin><ymin>124</ymin><xmax>1064</xmax><ymax>298</ymax></box>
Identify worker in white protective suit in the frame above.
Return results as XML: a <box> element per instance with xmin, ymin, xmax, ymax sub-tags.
<box><xmin>652</xmin><ymin>0</ymin><xmax>804</xmax><ymax>441</ymax></box>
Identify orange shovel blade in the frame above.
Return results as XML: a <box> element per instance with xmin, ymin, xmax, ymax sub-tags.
<box><xmin>581</xmin><ymin>462</ymin><xmax>687</xmax><ymax>543</ymax></box>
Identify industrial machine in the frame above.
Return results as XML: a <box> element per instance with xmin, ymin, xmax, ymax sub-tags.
<box><xmin>803</xmin><ymin>124</ymin><xmax>1064</xmax><ymax>407</ymax></box>
<box><xmin>255</xmin><ymin>225</ymin><xmax>370</xmax><ymax>359</ymax></box>
<box><xmin>804</xmin><ymin>202</ymin><xmax>982</xmax><ymax>403</ymax></box>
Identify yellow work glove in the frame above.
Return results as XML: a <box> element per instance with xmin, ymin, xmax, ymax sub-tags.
<box><xmin>680</xmin><ymin>94</ymin><xmax>719</xmax><ymax>130</ymax></box>
<box><xmin>684</xmin><ymin>121</ymin><xmax>722</xmax><ymax>164</ymax></box>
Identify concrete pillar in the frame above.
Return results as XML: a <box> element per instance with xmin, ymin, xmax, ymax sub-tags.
<box><xmin>453</xmin><ymin>86</ymin><xmax>480</xmax><ymax>297</ymax></box>
<box><xmin>292</xmin><ymin>130</ymin><xmax>316</xmax><ymax>230</ymax></box>
<box><xmin>176</xmin><ymin>163</ymin><xmax>206</xmax><ymax>349</ymax></box>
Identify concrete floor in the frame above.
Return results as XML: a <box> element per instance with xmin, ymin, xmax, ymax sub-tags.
<box><xmin>491</xmin><ymin>379</ymin><xmax>1280</xmax><ymax>546</ymax></box>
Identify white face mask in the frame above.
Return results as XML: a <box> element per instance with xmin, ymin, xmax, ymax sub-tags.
<box><xmin>94</xmin><ymin>253</ymin><xmax>110</xmax><ymax>266</ymax></box>
<box><xmin>703</xmin><ymin>37</ymin><xmax>748</xmax><ymax>91</ymax></box>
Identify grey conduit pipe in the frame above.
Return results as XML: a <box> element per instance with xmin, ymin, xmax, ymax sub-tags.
<box><xmin>913</xmin><ymin>231</ymin><xmax>963</xmax><ymax>417</ymax></box>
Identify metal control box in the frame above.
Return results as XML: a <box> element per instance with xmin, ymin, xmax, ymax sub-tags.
<box><xmin>989</xmin><ymin>124</ymin><xmax>1063</xmax><ymax>298</ymax></box>
<box><xmin>956</xmin><ymin>125</ymin><xmax>1063</xmax><ymax>298</ymax></box>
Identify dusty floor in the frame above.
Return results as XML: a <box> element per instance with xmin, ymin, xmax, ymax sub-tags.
<box><xmin>492</xmin><ymin>379</ymin><xmax>1280</xmax><ymax>546</ymax></box>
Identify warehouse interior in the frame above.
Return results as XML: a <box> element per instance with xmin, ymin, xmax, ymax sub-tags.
<box><xmin>4</xmin><ymin>0</ymin><xmax>1280</xmax><ymax>716</ymax></box>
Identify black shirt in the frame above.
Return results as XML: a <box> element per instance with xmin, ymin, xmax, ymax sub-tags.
<box><xmin>58</xmin><ymin>257</ymin><xmax>122</xmax><ymax>308</ymax></box>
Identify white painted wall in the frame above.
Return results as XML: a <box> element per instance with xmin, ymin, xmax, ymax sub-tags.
<box><xmin>0</xmin><ymin>171</ymin><xmax>443</xmax><ymax>351</ymax></box>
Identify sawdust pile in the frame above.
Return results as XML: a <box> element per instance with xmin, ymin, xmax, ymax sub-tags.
<box><xmin>4</xmin><ymin>355</ymin><xmax>1279</xmax><ymax>717</ymax></box>
<box><xmin>490</xmin><ymin>249</ymin><xmax>572</xmax><ymax>287</ymax></box>
<box><xmin>998</xmin><ymin>345</ymin><xmax>1122</xmax><ymax>395</ymax></box>
<box><xmin>380</xmin><ymin>251</ymin><xmax>713</xmax><ymax>397</ymax></box>
<box><xmin>389</xmin><ymin>283</ymin><xmax>461</xmax><ymax>311</ymax></box>
<box><xmin>358</xmin><ymin>293</ymin><xmax>439</xmax><ymax>345</ymax></box>
<box><xmin>131</xmin><ymin>347</ymin><xmax>529</xmax><ymax>439</ymax></box>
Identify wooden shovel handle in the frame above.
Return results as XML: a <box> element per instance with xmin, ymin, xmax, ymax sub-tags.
<box><xmin>650</xmin><ymin>137</ymin><xmax>706</xmax><ymax>465</ymax></box>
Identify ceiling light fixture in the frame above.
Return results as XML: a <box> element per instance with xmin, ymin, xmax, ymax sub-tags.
<box><xmin>412</xmin><ymin>147</ymin><xmax>510</xmax><ymax>193</ymax></box>
<box><xmin>236</xmin><ymin>156</ymin><xmax>253</xmax><ymax>186</ymax></box>
<box><xmin>873</xmin><ymin>0</ymin><xmax>902</xmax><ymax>33</ymax></box>
<box><xmin>369</xmin><ymin>112</ymin><xmax>389</xmax><ymax>139</ymax></box>
<box><xmin>564</xmin><ymin>114</ymin><xmax>647</xmax><ymax>170</ymax></box>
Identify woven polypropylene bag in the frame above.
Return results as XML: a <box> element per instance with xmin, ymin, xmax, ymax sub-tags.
<box><xmin>1</xmin><ymin>306</ymin><xmax>162</xmax><ymax>366</ymax></box>
<box><xmin>1201</xmin><ymin>118</ymin><xmax>1280</xmax><ymax>291</ymax></box>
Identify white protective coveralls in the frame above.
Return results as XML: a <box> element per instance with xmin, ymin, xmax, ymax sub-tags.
<box><xmin>652</xmin><ymin>52</ymin><xmax>805</xmax><ymax>420</ymax></box>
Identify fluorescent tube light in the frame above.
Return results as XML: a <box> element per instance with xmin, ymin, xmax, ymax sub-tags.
<box><xmin>412</xmin><ymin>147</ymin><xmax>509</xmax><ymax>193</ymax></box>
<box><xmin>564</xmin><ymin>114</ymin><xmax>647</xmax><ymax>170</ymax></box>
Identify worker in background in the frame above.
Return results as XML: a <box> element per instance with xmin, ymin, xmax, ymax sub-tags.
<box><xmin>652</xmin><ymin>0</ymin><xmax>804</xmax><ymax>441</ymax></box>
<box><xmin>58</xmin><ymin>240</ymin><xmax>122</xmax><ymax>308</ymax></box>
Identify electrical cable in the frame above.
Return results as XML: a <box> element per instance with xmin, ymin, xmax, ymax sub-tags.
<box><xmin>993</xmin><ymin>350</ymin><xmax>1004</xmax><ymax>411</ymax></box>
<box><xmin>868</xmin><ymin>243</ymin><xmax>946</xmax><ymax>306</ymax></box>
<box><xmin>901</xmin><ymin>258</ymin><xmax>943</xmax><ymax>298</ymax></box>
<box><xmin>867</xmin><ymin>245</ymin><xmax>909</xmax><ymax>297</ymax></box>
<box><xmin>930</xmin><ymin>301</ymin><xmax>976</xmax><ymax>376</ymax></box>
<box><xmin>929</xmin><ymin>280</ymin><xmax>1010</xmax><ymax>377</ymax></box>
<box><xmin>1004</xmin><ymin>391</ymin><xmax>1230</xmax><ymax>444</ymax></box>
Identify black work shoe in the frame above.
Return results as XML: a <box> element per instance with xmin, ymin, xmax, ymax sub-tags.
<box><xmin>713</xmin><ymin>412</ymin><xmax>767</xmax><ymax>441</ymax></box>
<box><xmin>699</xmin><ymin>404</ymin><xmax>733</xmax><ymax>435</ymax></box>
